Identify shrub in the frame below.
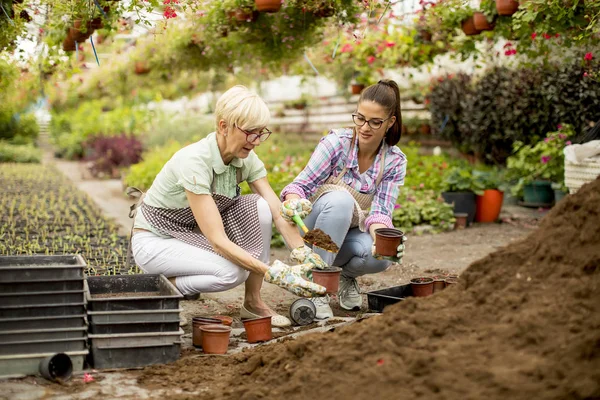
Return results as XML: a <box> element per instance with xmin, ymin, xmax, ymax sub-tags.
<box><xmin>84</xmin><ymin>134</ymin><xmax>144</xmax><ymax>178</ymax></box>
<box><xmin>0</xmin><ymin>142</ymin><xmax>42</xmax><ymax>163</ymax></box>
<box><xmin>393</xmin><ymin>188</ymin><xmax>456</xmax><ymax>234</ymax></box>
<box><xmin>124</xmin><ymin>141</ymin><xmax>182</xmax><ymax>190</ymax></box>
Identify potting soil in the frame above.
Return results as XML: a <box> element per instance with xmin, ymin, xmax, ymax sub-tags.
<box><xmin>303</xmin><ymin>228</ymin><xmax>339</xmax><ymax>252</ymax></box>
<box><xmin>139</xmin><ymin>178</ymin><xmax>600</xmax><ymax>400</ymax></box>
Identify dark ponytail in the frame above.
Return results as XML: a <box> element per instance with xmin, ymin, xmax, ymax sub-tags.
<box><xmin>358</xmin><ymin>79</ymin><xmax>402</xmax><ymax>146</ymax></box>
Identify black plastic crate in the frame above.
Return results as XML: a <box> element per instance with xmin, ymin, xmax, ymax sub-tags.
<box><xmin>0</xmin><ymin>315</ymin><xmax>87</xmax><ymax>332</ymax></box>
<box><xmin>0</xmin><ymin>290</ymin><xmax>85</xmax><ymax>307</ymax></box>
<box><xmin>85</xmin><ymin>275</ymin><xmax>182</xmax><ymax>312</ymax></box>
<box><xmin>0</xmin><ymin>303</ymin><xmax>86</xmax><ymax>319</ymax></box>
<box><xmin>0</xmin><ymin>279</ymin><xmax>84</xmax><ymax>294</ymax></box>
<box><xmin>366</xmin><ymin>284</ymin><xmax>413</xmax><ymax>313</ymax></box>
<box><xmin>89</xmin><ymin>321</ymin><xmax>180</xmax><ymax>334</ymax></box>
<box><xmin>0</xmin><ymin>338</ymin><xmax>87</xmax><ymax>356</ymax></box>
<box><xmin>0</xmin><ymin>327</ymin><xmax>87</xmax><ymax>343</ymax></box>
<box><xmin>89</xmin><ymin>342</ymin><xmax>181</xmax><ymax>369</ymax></box>
<box><xmin>87</xmin><ymin>309</ymin><xmax>182</xmax><ymax>324</ymax></box>
<box><xmin>0</xmin><ymin>255</ymin><xmax>86</xmax><ymax>282</ymax></box>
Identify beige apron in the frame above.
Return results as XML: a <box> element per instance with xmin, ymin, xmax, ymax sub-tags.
<box><xmin>309</xmin><ymin>130</ymin><xmax>386</xmax><ymax>232</ymax></box>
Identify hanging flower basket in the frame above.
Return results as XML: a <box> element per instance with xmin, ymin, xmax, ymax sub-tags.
<box><xmin>495</xmin><ymin>0</ymin><xmax>519</xmax><ymax>16</ymax></box>
<box><xmin>255</xmin><ymin>0</ymin><xmax>282</xmax><ymax>13</ymax></box>
<box><xmin>351</xmin><ymin>83</ymin><xmax>365</xmax><ymax>95</ymax></box>
<box><xmin>473</xmin><ymin>12</ymin><xmax>493</xmax><ymax>31</ymax></box>
<box><xmin>62</xmin><ymin>35</ymin><xmax>76</xmax><ymax>52</ymax></box>
<box><xmin>461</xmin><ymin>17</ymin><xmax>480</xmax><ymax>36</ymax></box>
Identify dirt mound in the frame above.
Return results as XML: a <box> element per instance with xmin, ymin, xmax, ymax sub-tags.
<box><xmin>139</xmin><ymin>178</ymin><xmax>600</xmax><ymax>400</ymax></box>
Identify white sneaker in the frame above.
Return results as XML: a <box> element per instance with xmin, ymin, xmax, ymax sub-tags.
<box><xmin>310</xmin><ymin>295</ymin><xmax>333</xmax><ymax>320</ymax></box>
<box><xmin>338</xmin><ymin>275</ymin><xmax>362</xmax><ymax>311</ymax></box>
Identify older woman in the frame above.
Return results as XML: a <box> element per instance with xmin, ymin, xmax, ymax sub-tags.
<box><xmin>131</xmin><ymin>85</ymin><xmax>326</xmax><ymax>327</ymax></box>
<box><xmin>280</xmin><ymin>79</ymin><xmax>408</xmax><ymax>319</ymax></box>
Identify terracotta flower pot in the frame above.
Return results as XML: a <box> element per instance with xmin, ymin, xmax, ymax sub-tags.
<box><xmin>210</xmin><ymin>315</ymin><xmax>233</xmax><ymax>326</ymax></box>
<box><xmin>134</xmin><ymin>61</ymin><xmax>151</xmax><ymax>75</ymax></box>
<box><xmin>461</xmin><ymin>17</ymin><xmax>480</xmax><ymax>36</ymax></box>
<box><xmin>192</xmin><ymin>317</ymin><xmax>223</xmax><ymax>348</ymax></box>
<box><xmin>475</xmin><ymin>189</ymin><xmax>504</xmax><ymax>223</ymax></box>
<box><xmin>351</xmin><ymin>84</ymin><xmax>365</xmax><ymax>95</ymax></box>
<box><xmin>243</xmin><ymin>316</ymin><xmax>272</xmax><ymax>343</ymax></box>
<box><xmin>311</xmin><ymin>267</ymin><xmax>342</xmax><ymax>294</ymax></box>
<box><xmin>454</xmin><ymin>213</ymin><xmax>468</xmax><ymax>230</ymax></box>
<box><xmin>410</xmin><ymin>277</ymin><xmax>434</xmax><ymax>297</ymax></box>
<box><xmin>375</xmin><ymin>228</ymin><xmax>404</xmax><ymax>257</ymax></box>
<box><xmin>473</xmin><ymin>12</ymin><xmax>493</xmax><ymax>31</ymax></box>
<box><xmin>432</xmin><ymin>278</ymin><xmax>446</xmax><ymax>293</ymax></box>
<box><xmin>255</xmin><ymin>0</ymin><xmax>282</xmax><ymax>13</ymax></box>
<box><xmin>200</xmin><ymin>324</ymin><xmax>231</xmax><ymax>354</ymax></box>
<box><xmin>495</xmin><ymin>0</ymin><xmax>519</xmax><ymax>16</ymax></box>
<box><xmin>419</xmin><ymin>124</ymin><xmax>431</xmax><ymax>135</ymax></box>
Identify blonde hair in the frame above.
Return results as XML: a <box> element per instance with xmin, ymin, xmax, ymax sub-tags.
<box><xmin>215</xmin><ymin>85</ymin><xmax>270</xmax><ymax>132</ymax></box>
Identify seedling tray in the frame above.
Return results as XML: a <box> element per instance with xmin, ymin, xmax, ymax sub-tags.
<box><xmin>366</xmin><ymin>284</ymin><xmax>413</xmax><ymax>313</ymax></box>
<box><xmin>0</xmin><ymin>327</ymin><xmax>87</xmax><ymax>343</ymax></box>
<box><xmin>85</xmin><ymin>275</ymin><xmax>182</xmax><ymax>312</ymax></box>
<box><xmin>0</xmin><ymin>315</ymin><xmax>87</xmax><ymax>332</ymax></box>
<box><xmin>0</xmin><ymin>279</ymin><xmax>84</xmax><ymax>294</ymax></box>
<box><xmin>87</xmin><ymin>309</ymin><xmax>183</xmax><ymax>324</ymax></box>
<box><xmin>0</xmin><ymin>350</ymin><xmax>88</xmax><ymax>379</ymax></box>
<box><xmin>89</xmin><ymin>342</ymin><xmax>181</xmax><ymax>370</ymax></box>
<box><xmin>88</xmin><ymin>328</ymin><xmax>183</xmax><ymax>348</ymax></box>
<box><xmin>89</xmin><ymin>321</ymin><xmax>180</xmax><ymax>334</ymax></box>
<box><xmin>0</xmin><ymin>290</ymin><xmax>85</xmax><ymax>307</ymax></box>
<box><xmin>0</xmin><ymin>255</ymin><xmax>86</xmax><ymax>282</ymax></box>
<box><xmin>0</xmin><ymin>337</ymin><xmax>87</xmax><ymax>356</ymax></box>
<box><xmin>0</xmin><ymin>303</ymin><xmax>86</xmax><ymax>319</ymax></box>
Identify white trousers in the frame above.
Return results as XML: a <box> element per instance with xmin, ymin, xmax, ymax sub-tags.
<box><xmin>131</xmin><ymin>198</ymin><xmax>272</xmax><ymax>295</ymax></box>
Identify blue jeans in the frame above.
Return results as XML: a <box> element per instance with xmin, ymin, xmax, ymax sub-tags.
<box><xmin>303</xmin><ymin>191</ymin><xmax>391</xmax><ymax>278</ymax></box>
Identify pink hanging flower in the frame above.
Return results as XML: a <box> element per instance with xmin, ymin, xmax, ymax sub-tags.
<box><xmin>340</xmin><ymin>43</ymin><xmax>353</xmax><ymax>53</ymax></box>
<box><xmin>566</xmin><ymin>141</ymin><xmax>572</xmax><ymax>145</ymax></box>
<box><xmin>557</xmin><ymin>124</ymin><xmax>563</xmax><ymax>130</ymax></box>
<box><xmin>541</xmin><ymin>156</ymin><xmax>551</xmax><ymax>164</ymax></box>
<box><xmin>367</xmin><ymin>56</ymin><xmax>376</xmax><ymax>64</ymax></box>
<box><xmin>163</xmin><ymin>6</ymin><xmax>177</xmax><ymax>18</ymax></box>
<box><xmin>394</xmin><ymin>204</ymin><xmax>401</xmax><ymax>209</ymax></box>
<box><xmin>584</xmin><ymin>52</ymin><xmax>593</xmax><ymax>61</ymax></box>
<box><xmin>385</xmin><ymin>41</ymin><xmax>395</xmax><ymax>48</ymax></box>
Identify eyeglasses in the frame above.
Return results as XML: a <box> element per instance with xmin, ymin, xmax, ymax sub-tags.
<box><xmin>352</xmin><ymin>113</ymin><xmax>391</xmax><ymax>130</ymax></box>
<box><xmin>235</xmin><ymin>125</ymin><xmax>272</xmax><ymax>143</ymax></box>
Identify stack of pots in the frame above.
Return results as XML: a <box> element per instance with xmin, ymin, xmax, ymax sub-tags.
<box><xmin>192</xmin><ymin>316</ymin><xmax>233</xmax><ymax>354</ymax></box>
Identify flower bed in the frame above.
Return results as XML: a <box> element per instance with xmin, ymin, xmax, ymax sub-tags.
<box><xmin>0</xmin><ymin>163</ymin><xmax>133</xmax><ymax>275</ymax></box>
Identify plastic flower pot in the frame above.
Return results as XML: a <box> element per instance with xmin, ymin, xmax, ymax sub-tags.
<box><xmin>255</xmin><ymin>0</ymin><xmax>282</xmax><ymax>13</ymax></box>
<box><xmin>375</xmin><ymin>228</ymin><xmax>404</xmax><ymax>257</ymax></box>
<box><xmin>210</xmin><ymin>315</ymin><xmax>233</xmax><ymax>326</ymax></box>
<box><xmin>432</xmin><ymin>278</ymin><xmax>446</xmax><ymax>293</ymax></box>
<box><xmin>410</xmin><ymin>277</ymin><xmax>434</xmax><ymax>297</ymax></box>
<box><xmin>523</xmin><ymin>181</ymin><xmax>554</xmax><ymax>206</ymax></box>
<box><xmin>475</xmin><ymin>189</ymin><xmax>504</xmax><ymax>223</ymax></box>
<box><xmin>242</xmin><ymin>316</ymin><xmax>272</xmax><ymax>343</ymax></box>
<box><xmin>495</xmin><ymin>0</ymin><xmax>520</xmax><ymax>15</ymax></box>
<box><xmin>454</xmin><ymin>213</ymin><xmax>468</xmax><ymax>230</ymax></box>
<box><xmin>311</xmin><ymin>267</ymin><xmax>342</xmax><ymax>294</ymax></box>
<box><xmin>192</xmin><ymin>317</ymin><xmax>223</xmax><ymax>348</ymax></box>
<box><xmin>200</xmin><ymin>324</ymin><xmax>231</xmax><ymax>355</ymax></box>
<box><xmin>39</xmin><ymin>353</ymin><xmax>73</xmax><ymax>382</ymax></box>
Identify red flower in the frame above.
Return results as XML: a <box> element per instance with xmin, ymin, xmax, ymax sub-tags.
<box><xmin>163</xmin><ymin>6</ymin><xmax>177</xmax><ymax>18</ymax></box>
<box><xmin>585</xmin><ymin>52</ymin><xmax>593</xmax><ymax>61</ymax></box>
<box><xmin>367</xmin><ymin>55</ymin><xmax>376</xmax><ymax>64</ymax></box>
<box><xmin>340</xmin><ymin>43</ymin><xmax>353</xmax><ymax>53</ymax></box>
<box><xmin>385</xmin><ymin>41</ymin><xmax>395</xmax><ymax>48</ymax></box>
<box><xmin>543</xmin><ymin>33</ymin><xmax>551</xmax><ymax>39</ymax></box>
<box><xmin>531</xmin><ymin>32</ymin><xmax>537</xmax><ymax>40</ymax></box>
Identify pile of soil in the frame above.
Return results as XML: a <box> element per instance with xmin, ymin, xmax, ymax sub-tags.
<box><xmin>303</xmin><ymin>228</ymin><xmax>339</xmax><ymax>252</ymax></box>
<box><xmin>139</xmin><ymin>178</ymin><xmax>600</xmax><ymax>399</ymax></box>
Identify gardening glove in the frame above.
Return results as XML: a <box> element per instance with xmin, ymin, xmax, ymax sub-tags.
<box><xmin>280</xmin><ymin>198</ymin><xmax>312</xmax><ymax>222</ymax></box>
<box><xmin>265</xmin><ymin>260</ymin><xmax>327</xmax><ymax>298</ymax></box>
<box><xmin>290</xmin><ymin>245</ymin><xmax>328</xmax><ymax>270</ymax></box>
<box><xmin>372</xmin><ymin>235</ymin><xmax>407</xmax><ymax>264</ymax></box>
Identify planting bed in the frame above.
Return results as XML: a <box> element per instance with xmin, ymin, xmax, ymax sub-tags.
<box><xmin>0</xmin><ymin>164</ymin><xmax>131</xmax><ymax>275</ymax></box>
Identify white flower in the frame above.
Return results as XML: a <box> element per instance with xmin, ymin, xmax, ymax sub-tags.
<box><xmin>61</xmin><ymin>15</ymin><xmax>69</xmax><ymax>23</ymax></box>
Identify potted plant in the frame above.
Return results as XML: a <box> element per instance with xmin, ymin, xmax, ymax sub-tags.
<box><xmin>441</xmin><ymin>167</ymin><xmax>485</xmax><ymax>226</ymax></box>
<box><xmin>506</xmin><ymin>124</ymin><xmax>575</xmax><ymax>206</ymax></box>
<box><xmin>473</xmin><ymin>168</ymin><xmax>507</xmax><ymax>223</ymax></box>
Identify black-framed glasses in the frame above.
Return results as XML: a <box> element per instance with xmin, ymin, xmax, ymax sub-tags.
<box><xmin>352</xmin><ymin>113</ymin><xmax>391</xmax><ymax>130</ymax></box>
<box><xmin>235</xmin><ymin>124</ymin><xmax>272</xmax><ymax>143</ymax></box>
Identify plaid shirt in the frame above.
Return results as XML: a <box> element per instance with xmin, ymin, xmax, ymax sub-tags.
<box><xmin>280</xmin><ymin>128</ymin><xmax>407</xmax><ymax>231</ymax></box>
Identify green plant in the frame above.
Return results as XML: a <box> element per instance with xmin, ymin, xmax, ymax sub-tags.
<box><xmin>392</xmin><ymin>188</ymin><xmax>456</xmax><ymax>234</ymax></box>
<box><xmin>506</xmin><ymin>124</ymin><xmax>575</xmax><ymax>196</ymax></box>
<box><xmin>124</xmin><ymin>141</ymin><xmax>182</xmax><ymax>191</ymax></box>
<box><xmin>472</xmin><ymin>167</ymin><xmax>509</xmax><ymax>192</ymax></box>
<box><xmin>441</xmin><ymin>167</ymin><xmax>485</xmax><ymax>195</ymax></box>
<box><xmin>0</xmin><ymin>142</ymin><xmax>42</xmax><ymax>163</ymax></box>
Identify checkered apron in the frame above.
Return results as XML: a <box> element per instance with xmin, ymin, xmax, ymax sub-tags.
<box><xmin>309</xmin><ymin>130</ymin><xmax>385</xmax><ymax>232</ymax></box>
<box><xmin>132</xmin><ymin>168</ymin><xmax>263</xmax><ymax>260</ymax></box>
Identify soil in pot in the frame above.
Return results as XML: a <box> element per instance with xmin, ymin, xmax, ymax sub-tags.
<box><xmin>303</xmin><ymin>229</ymin><xmax>339</xmax><ymax>252</ymax></box>
<box><xmin>200</xmin><ymin>324</ymin><xmax>231</xmax><ymax>354</ymax></box>
<box><xmin>311</xmin><ymin>267</ymin><xmax>342</xmax><ymax>294</ymax></box>
<box><xmin>410</xmin><ymin>277</ymin><xmax>434</xmax><ymax>297</ymax></box>
<box><xmin>243</xmin><ymin>316</ymin><xmax>272</xmax><ymax>343</ymax></box>
<box><xmin>192</xmin><ymin>317</ymin><xmax>223</xmax><ymax>348</ymax></box>
<box><xmin>454</xmin><ymin>213</ymin><xmax>468</xmax><ymax>230</ymax></box>
<box><xmin>210</xmin><ymin>315</ymin><xmax>233</xmax><ymax>326</ymax></box>
<box><xmin>375</xmin><ymin>228</ymin><xmax>404</xmax><ymax>257</ymax></box>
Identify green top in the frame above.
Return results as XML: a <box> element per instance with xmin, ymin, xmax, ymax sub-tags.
<box><xmin>134</xmin><ymin>132</ymin><xmax>267</xmax><ymax>235</ymax></box>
